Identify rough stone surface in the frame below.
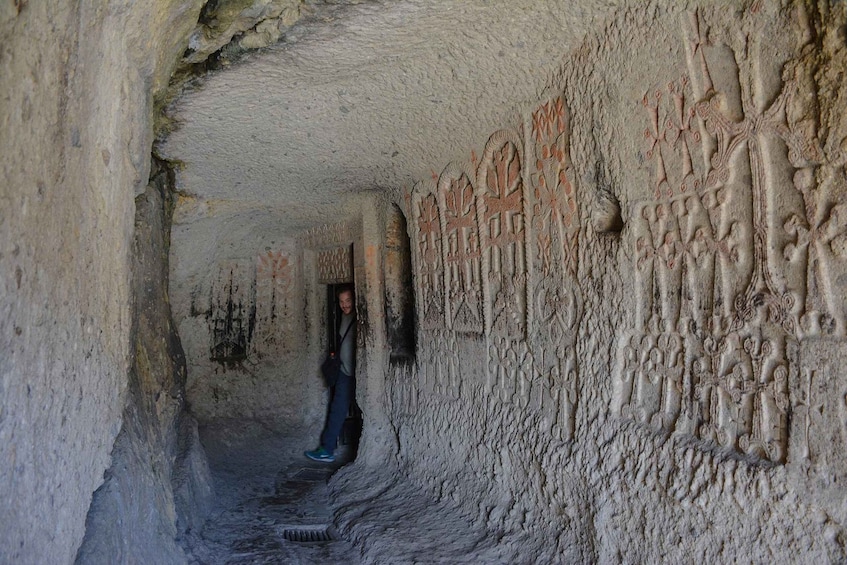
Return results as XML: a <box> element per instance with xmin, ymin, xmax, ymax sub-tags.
<box><xmin>159</xmin><ymin>0</ymin><xmax>617</xmax><ymax>238</ymax></box>
<box><xmin>75</xmin><ymin>162</ymin><xmax>214</xmax><ymax>565</ymax></box>
<box><xmin>6</xmin><ymin>0</ymin><xmax>847</xmax><ymax>563</ymax></box>
<box><xmin>0</xmin><ymin>1</ymin><xmax>202</xmax><ymax>563</ymax></box>
<box><xmin>332</xmin><ymin>461</ymin><xmax>535</xmax><ymax>564</ymax></box>
<box><xmin>375</xmin><ymin>2</ymin><xmax>847</xmax><ymax>562</ymax></box>
<box><xmin>181</xmin><ymin>420</ymin><xmax>360</xmax><ymax>563</ymax></box>
<box><xmin>185</xmin><ymin>0</ymin><xmax>306</xmax><ymax>62</ymax></box>
<box><xmin>164</xmin><ymin>1</ymin><xmax>847</xmax><ymax>563</ymax></box>
<box><xmin>169</xmin><ymin>214</ymin><xmax>315</xmax><ymax>426</ymax></box>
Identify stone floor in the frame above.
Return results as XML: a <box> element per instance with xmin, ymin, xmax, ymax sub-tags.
<box><xmin>180</xmin><ymin>421</ymin><xmax>360</xmax><ymax>564</ymax></box>
<box><xmin>182</xmin><ymin>420</ymin><xmax>526</xmax><ymax>564</ymax></box>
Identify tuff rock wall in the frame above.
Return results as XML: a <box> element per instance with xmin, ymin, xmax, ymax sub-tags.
<box><xmin>371</xmin><ymin>2</ymin><xmax>847</xmax><ymax>562</ymax></box>
<box><xmin>74</xmin><ymin>160</ymin><xmax>213</xmax><ymax>564</ymax></box>
<box><xmin>0</xmin><ymin>1</ymin><xmax>203</xmax><ymax>563</ymax></box>
<box><xmin>169</xmin><ymin>209</ymin><xmax>312</xmax><ymax>427</ymax></box>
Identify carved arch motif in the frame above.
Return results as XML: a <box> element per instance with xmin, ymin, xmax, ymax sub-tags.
<box><xmin>477</xmin><ymin>129</ymin><xmax>528</xmax><ymax>339</ymax></box>
<box><xmin>438</xmin><ymin>163</ymin><xmax>484</xmax><ymax>334</ymax></box>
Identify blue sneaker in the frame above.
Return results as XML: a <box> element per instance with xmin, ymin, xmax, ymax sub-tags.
<box><xmin>305</xmin><ymin>447</ymin><xmax>335</xmax><ymax>463</ymax></box>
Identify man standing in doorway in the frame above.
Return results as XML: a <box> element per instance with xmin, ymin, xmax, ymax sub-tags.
<box><xmin>306</xmin><ymin>286</ymin><xmax>356</xmax><ymax>463</ymax></box>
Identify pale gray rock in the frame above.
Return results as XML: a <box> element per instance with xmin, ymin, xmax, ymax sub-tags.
<box><xmin>3</xmin><ymin>0</ymin><xmax>847</xmax><ymax>563</ymax></box>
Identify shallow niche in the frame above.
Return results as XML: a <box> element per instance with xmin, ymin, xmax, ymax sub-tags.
<box><xmin>593</xmin><ymin>189</ymin><xmax>624</xmax><ymax>235</ymax></box>
<box><xmin>384</xmin><ymin>203</ymin><xmax>417</xmax><ymax>364</ymax></box>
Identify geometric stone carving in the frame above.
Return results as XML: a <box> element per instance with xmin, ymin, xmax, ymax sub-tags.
<box><xmin>413</xmin><ymin>182</ymin><xmax>446</xmax><ymax>330</ymax></box>
<box><xmin>477</xmin><ymin>129</ymin><xmax>528</xmax><ymax>339</ymax></box>
<box><xmin>791</xmin><ymin>339</ymin><xmax>847</xmax><ymax>485</ymax></box>
<box><xmin>407</xmin><ymin>108</ymin><xmax>585</xmax><ymax>436</ymax></box>
<box><xmin>527</xmin><ymin>96</ymin><xmax>581</xmax><ymax>440</ymax></box>
<box><xmin>410</xmin><ymin>178</ymin><xmax>464</xmax><ymax>401</ymax></box>
<box><xmin>613</xmin><ymin>10</ymin><xmax>826</xmax><ymax>464</ymax></box>
<box><xmin>475</xmin><ymin>128</ymin><xmax>533</xmax><ymax>417</ymax></box>
<box><xmin>317</xmin><ymin>245</ymin><xmax>353</xmax><ymax>284</ymax></box>
<box><xmin>388</xmin><ymin>360</ymin><xmax>418</xmax><ymax>418</ymax></box>
<box><xmin>485</xmin><ymin>336</ymin><xmax>532</xmax><ymax>407</ymax></box>
<box><xmin>299</xmin><ymin>220</ymin><xmax>356</xmax><ymax>249</ymax></box>
<box><xmin>419</xmin><ymin>328</ymin><xmax>460</xmax><ymax>400</ymax></box>
<box><xmin>439</xmin><ymin>164</ymin><xmax>483</xmax><ymax>334</ymax></box>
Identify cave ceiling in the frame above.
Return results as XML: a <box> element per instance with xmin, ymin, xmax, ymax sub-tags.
<box><xmin>160</xmin><ymin>0</ymin><xmax>617</xmax><ymax>238</ymax></box>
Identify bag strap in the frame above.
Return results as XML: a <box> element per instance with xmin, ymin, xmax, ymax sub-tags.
<box><xmin>337</xmin><ymin>318</ymin><xmax>354</xmax><ymax>348</ymax></box>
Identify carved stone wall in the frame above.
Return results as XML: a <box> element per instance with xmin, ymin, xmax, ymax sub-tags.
<box><xmin>172</xmin><ymin>242</ymin><xmax>307</xmax><ymax>425</ymax></box>
<box><xmin>527</xmin><ymin>96</ymin><xmax>581</xmax><ymax>440</ymax></box>
<box><xmin>407</xmin><ymin>119</ymin><xmax>583</xmax><ymax>429</ymax></box>
<box><xmin>205</xmin><ymin>253</ymin><xmax>300</xmax><ymax>363</ymax></box>
<box><xmin>317</xmin><ymin>245</ymin><xmax>354</xmax><ymax>284</ymax></box>
<box><xmin>612</xmin><ymin>7</ymin><xmax>847</xmax><ymax>466</ymax></box>
<box><xmin>298</xmin><ymin>220</ymin><xmax>357</xmax><ymax>249</ymax></box>
<box><xmin>441</xmin><ymin>165</ymin><xmax>484</xmax><ymax>335</ymax></box>
<box><xmin>0</xmin><ymin>2</ymin><xmax>203</xmax><ymax>562</ymax></box>
<box><xmin>383</xmin><ymin>3</ymin><xmax>847</xmax><ymax>562</ymax></box>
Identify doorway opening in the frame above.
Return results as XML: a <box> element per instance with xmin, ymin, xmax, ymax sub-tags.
<box><xmin>326</xmin><ymin>283</ymin><xmax>363</xmax><ymax>457</ymax></box>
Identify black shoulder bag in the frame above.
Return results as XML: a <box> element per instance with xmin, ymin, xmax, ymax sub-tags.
<box><xmin>321</xmin><ymin>320</ymin><xmax>353</xmax><ymax>387</ymax></box>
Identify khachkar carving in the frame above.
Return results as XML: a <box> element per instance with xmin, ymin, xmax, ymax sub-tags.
<box><xmin>388</xmin><ymin>360</ymin><xmax>418</xmax><ymax>418</ymax></box>
<box><xmin>527</xmin><ymin>96</ymin><xmax>582</xmax><ymax>440</ymax></box>
<box><xmin>317</xmin><ymin>245</ymin><xmax>353</xmax><ymax>284</ymax></box>
<box><xmin>791</xmin><ymin>340</ymin><xmax>847</xmax><ymax>484</ymax></box>
<box><xmin>477</xmin><ymin>130</ymin><xmax>528</xmax><ymax>339</ymax></box>
<box><xmin>779</xmin><ymin>76</ymin><xmax>847</xmax><ymax>337</ymax></box>
<box><xmin>412</xmin><ymin>182</ymin><xmax>446</xmax><ymax>330</ymax></box>
<box><xmin>252</xmin><ymin>250</ymin><xmax>296</xmax><ymax>357</ymax></box>
<box><xmin>486</xmin><ymin>336</ymin><xmax>532</xmax><ymax>407</ymax></box>
<box><xmin>299</xmin><ymin>220</ymin><xmax>355</xmax><ymax>249</ymax></box>
<box><xmin>419</xmin><ymin>329</ymin><xmax>460</xmax><ymax>400</ymax></box>
<box><xmin>613</xmin><ymin>10</ymin><xmax>846</xmax><ymax>464</ymax></box>
<box><xmin>439</xmin><ymin>164</ymin><xmax>484</xmax><ymax>333</ymax></box>
<box><xmin>411</xmin><ymin>180</ymin><xmax>462</xmax><ymax>400</ymax></box>
<box><xmin>477</xmin><ymin>130</ymin><xmax>532</xmax><ymax>417</ymax></box>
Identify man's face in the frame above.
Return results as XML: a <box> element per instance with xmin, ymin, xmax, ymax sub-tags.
<box><xmin>339</xmin><ymin>290</ymin><xmax>354</xmax><ymax>315</ymax></box>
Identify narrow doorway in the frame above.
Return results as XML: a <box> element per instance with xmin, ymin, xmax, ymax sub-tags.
<box><xmin>326</xmin><ymin>283</ymin><xmax>363</xmax><ymax>457</ymax></box>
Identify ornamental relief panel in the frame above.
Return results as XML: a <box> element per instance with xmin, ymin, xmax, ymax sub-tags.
<box><xmin>412</xmin><ymin>181</ymin><xmax>447</xmax><ymax>330</ymax></box>
<box><xmin>439</xmin><ymin>164</ymin><xmax>484</xmax><ymax>334</ymax></box>
<box><xmin>408</xmin><ymin>115</ymin><xmax>584</xmax><ymax>436</ymax></box>
<box><xmin>527</xmin><ymin>96</ymin><xmax>582</xmax><ymax>441</ymax></box>
<box><xmin>317</xmin><ymin>245</ymin><xmax>353</xmax><ymax>285</ymax></box>
<box><xmin>299</xmin><ymin>220</ymin><xmax>356</xmax><ymax>249</ymax></box>
<box><xmin>614</xmin><ymin>9</ymin><xmax>847</xmax><ymax>465</ymax></box>
<box><xmin>388</xmin><ymin>360</ymin><xmax>418</xmax><ymax>418</ymax></box>
<box><xmin>419</xmin><ymin>328</ymin><xmax>460</xmax><ymax>400</ymax></box>
<box><xmin>791</xmin><ymin>340</ymin><xmax>847</xmax><ymax>483</ymax></box>
<box><xmin>477</xmin><ymin>130</ymin><xmax>528</xmax><ymax>340</ymax></box>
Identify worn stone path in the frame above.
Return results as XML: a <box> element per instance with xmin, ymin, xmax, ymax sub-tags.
<box><xmin>180</xmin><ymin>421</ymin><xmax>360</xmax><ymax>564</ymax></box>
<box><xmin>181</xmin><ymin>420</ymin><xmax>526</xmax><ymax>564</ymax></box>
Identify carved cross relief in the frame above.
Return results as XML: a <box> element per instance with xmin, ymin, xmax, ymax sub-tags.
<box><xmin>415</xmin><ymin>190</ymin><xmax>446</xmax><ymax>330</ymax></box>
<box><xmin>527</xmin><ymin>96</ymin><xmax>582</xmax><ymax>440</ymax></box>
<box><xmin>616</xmin><ymin>9</ymin><xmax>847</xmax><ymax>465</ymax></box>
<box><xmin>409</xmin><ymin>116</ymin><xmax>583</xmax><ymax>431</ymax></box>
<box><xmin>440</xmin><ymin>167</ymin><xmax>484</xmax><ymax>334</ymax></box>
<box><xmin>478</xmin><ymin>131</ymin><xmax>528</xmax><ymax>340</ymax></box>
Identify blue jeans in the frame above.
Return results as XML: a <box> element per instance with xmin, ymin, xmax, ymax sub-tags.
<box><xmin>320</xmin><ymin>369</ymin><xmax>353</xmax><ymax>454</ymax></box>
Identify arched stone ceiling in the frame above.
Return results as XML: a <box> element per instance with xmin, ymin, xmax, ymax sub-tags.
<box><xmin>160</xmin><ymin>0</ymin><xmax>618</xmax><ymax>238</ymax></box>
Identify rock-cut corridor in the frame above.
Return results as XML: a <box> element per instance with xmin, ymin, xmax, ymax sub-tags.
<box><xmin>3</xmin><ymin>1</ymin><xmax>847</xmax><ymax>564</ymax></box>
